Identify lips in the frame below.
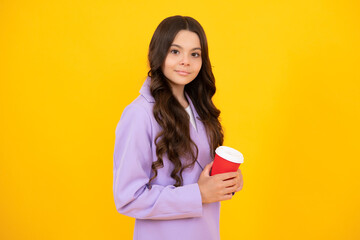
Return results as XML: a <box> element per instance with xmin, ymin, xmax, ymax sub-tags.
<box><xmin>175</xmin><ymin>70</ymin><xmax>190</xmax><ymax>76</ymax></box>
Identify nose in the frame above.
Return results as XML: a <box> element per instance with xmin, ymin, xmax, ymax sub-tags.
<box><xmin>180</xmin><ymin>54</ymin><xmax>190</xmax><ymax>66</ymax></box>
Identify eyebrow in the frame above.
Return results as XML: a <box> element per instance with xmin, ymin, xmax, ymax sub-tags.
<box><xmin>170</xmin><ymin>44</ymin><xmax>201</xmax><ymax>51</ymax></box>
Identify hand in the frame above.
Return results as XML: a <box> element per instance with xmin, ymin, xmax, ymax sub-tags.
<box><xmin>197</xmin><ymin>161</ymin><xmax>244</xmax><ymax>204</ymax></box>
<box><xmin>234</xmin><ymin>168</ymin><xmax>244</xmax><ymax>193</ymax></box>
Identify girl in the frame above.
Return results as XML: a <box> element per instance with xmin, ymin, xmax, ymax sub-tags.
<box><xmin>113</xmin><ymin>15</ymin><xmax>243</xmax><ymax>240</ymax></box>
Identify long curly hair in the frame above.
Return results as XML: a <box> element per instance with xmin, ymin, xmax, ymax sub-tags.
<box><xmin>147</xmin><ymin>15</ymin><xmax>224</xmax><ymax>187</ymax></box>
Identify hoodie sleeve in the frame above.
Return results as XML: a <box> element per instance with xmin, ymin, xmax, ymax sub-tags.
<box><xmin>113</xmin><ymin>103</ymin><xmax>203</xmax><ymax>220</ymax></box>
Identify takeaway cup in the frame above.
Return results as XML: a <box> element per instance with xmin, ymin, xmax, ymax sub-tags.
<box><xmin>210</xmin><ymin>146</ymin><xmax>244</xmax><ymax>176</ymax></box>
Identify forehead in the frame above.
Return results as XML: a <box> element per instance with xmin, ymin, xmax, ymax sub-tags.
<box><xmin>171</xmin><ymin>30</ymin><xmax>201</xmax><ymax>49</ymax></box>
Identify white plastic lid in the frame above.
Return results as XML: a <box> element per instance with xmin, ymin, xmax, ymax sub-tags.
<box><xmin>215</xmin><ymin>146</ymin><xmax>244</xmax><ymax>163</ymax></box>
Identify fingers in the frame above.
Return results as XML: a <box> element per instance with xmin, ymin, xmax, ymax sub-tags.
<box><xmin>223</xmin><ymin>178</ymin><xmax>237</xmax><ymax>188</ymax></box>
<box><xmin>220</xmin><ymin>194</ymin><xmax>233</xmax><ymax>201</ymax></box>
<box><xmin>201</xmin><ymin>161</ymin><xmax>214</xmax><ymax>177</ymax></box>
<box><xmin>204</xmin><ymin>161</ymin><xmax>214</xmax><ymax>169</ymax></box>
<box><xmin>238</xmin><ymin>170</ymin><xmax>243</xmax><ymax>190</ymax></box>
<box><xmin>222</xmin><ymin>170</ymin><xmax>243</xmax><ymax>192</ymax></box>
<box><xmin>205</xmin><ymin>168</ymin><xmax>243</xmax><ymax>202</ymax></box>
<box><xmin>215</xmin><ymin>171</ymin><xmax>238</xmax><ymax>181</ymax></box>
<box><xmin>234</xmin><ymin>171</ymin><xmax>243</xmax><ymax>192</ymax></box>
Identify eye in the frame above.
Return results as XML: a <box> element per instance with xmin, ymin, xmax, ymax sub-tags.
<box><xmin>170</xmin><ymin>49</ymin><xmax>179</xmax><ymax>54</ymax></box>
<box><xmin>192</xmin><ymin>52</ymin><xmax>201</xmax><ymax>58</ymax></box>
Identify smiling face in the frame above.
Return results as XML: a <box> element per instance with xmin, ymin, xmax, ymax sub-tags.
<box><xmin>161</xmin><ymin>30</ymin><xmax>202</xmax><ymax>93</ymax></box>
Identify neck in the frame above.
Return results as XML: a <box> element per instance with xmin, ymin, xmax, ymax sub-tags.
<box><xmin>170</xmin><ymin>84</ymin><xmax>188</xmax><ymax>108</ymax></box>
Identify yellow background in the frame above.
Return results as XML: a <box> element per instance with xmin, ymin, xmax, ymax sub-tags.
<box><xmin>1</xmin><ymin>0</ymin><xmax>359</xmax><ymax>239</ymax></box>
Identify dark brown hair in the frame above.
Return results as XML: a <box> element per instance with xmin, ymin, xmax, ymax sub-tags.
<box><xmin>147</xmin><ymin>15</ymin><xmax>223</xmax><ymax>187</ymax></box>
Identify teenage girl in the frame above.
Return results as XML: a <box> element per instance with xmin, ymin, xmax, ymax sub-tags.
<box><xmin>113</xmin><ymin>15</ymin><xmax>244</xmax><ymax>240</ymax></box>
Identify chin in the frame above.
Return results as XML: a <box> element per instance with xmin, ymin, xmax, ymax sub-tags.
<box><xmin>170</xmin><ymin>76</ymin><xmax>195</xmax><ymax>85</ymax></box>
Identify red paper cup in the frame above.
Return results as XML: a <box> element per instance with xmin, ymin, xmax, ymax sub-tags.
<box><xmin>210</xmin><ymin>146</ymin><xmax>244</xmax><ymax>176</ymax></box>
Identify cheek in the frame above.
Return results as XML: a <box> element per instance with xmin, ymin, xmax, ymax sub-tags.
<box><xmin>162</xmin><ymin>58</ymin><xmax>176</xmax><ymax>72</ymax></box>
<box><xmin>194</xmin><ymin>60</ymin><xmax>202</xmax><ymax>73</ymax></box>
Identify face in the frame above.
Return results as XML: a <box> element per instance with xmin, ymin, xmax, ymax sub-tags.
<box><xmin>161</xmin><ymin>30</ymin><xmax>202</xmax><ymax>91</ymax></box>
